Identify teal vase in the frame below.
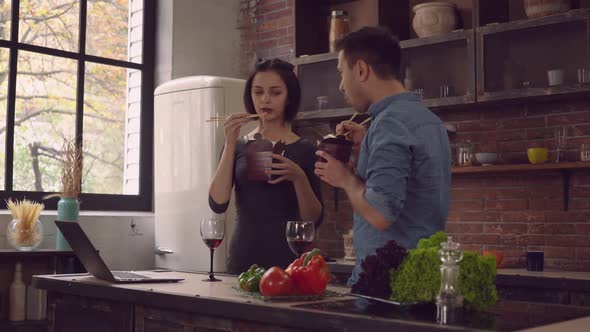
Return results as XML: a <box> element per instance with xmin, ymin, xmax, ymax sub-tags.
<box><xmin>56</xmin><ymin>197</ymin><xmax>80</xmax><ymax>250</ymax></box>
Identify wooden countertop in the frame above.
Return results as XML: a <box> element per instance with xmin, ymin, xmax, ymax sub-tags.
<box><xmin>519</xmin><ymin>316</ymin><xmax>590</xmax><ymax>332</ymax></box>
<box><xmin>33</xmin><ymin>271</ymin><xmax>590</xmax><ymax>332</ymax></box>
<box><xmin>497</xmin><ymin>269</ymin><xmax>590</xmax><ymax>281</ymax></box>
<box><xmin>36</xmin><ymin>271</ymin><xmax>352</xmax><ymax>305</ymax></box>
<box><xmin>33</xmin><ymin>272</ymin><xmax>442</xmax><ymax>332</ymax></box>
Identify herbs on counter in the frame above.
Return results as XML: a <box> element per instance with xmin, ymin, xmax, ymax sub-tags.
<box><xmin>390</xmin><ymin>231</ymin><xmax>497</xmax><ymax>310</ymax></box>
<box><xmin>351</xmin><ymin>240</ymin><xmax>408</xmax><ymax>299</ymax></box>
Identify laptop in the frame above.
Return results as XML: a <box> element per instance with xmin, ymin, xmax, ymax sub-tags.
<box><xmin>55</xmin><ymin>220</ymin><xmax>183</xmax><ymax>283</ymax></box>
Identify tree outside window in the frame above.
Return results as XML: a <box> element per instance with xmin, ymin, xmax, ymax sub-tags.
<box><xmin>0</xmin><ymin>0</ymin><xmax>153</xmax><ymax>210</ymax></box>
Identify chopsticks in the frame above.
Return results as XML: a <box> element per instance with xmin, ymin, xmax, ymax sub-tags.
<box><xmin>206</xmin><ymin>114</ymin><xmax>259</xmax><ymax>122</ymax></box>
<box><xmin>327</xmin><ymin>112</ymin><xmax>359</xmax><ymax>138</ymax></box>
<box><xmin>343</xmin><ymin>117</ymin><xmax>371</xmax><ymax>137</ymax></box>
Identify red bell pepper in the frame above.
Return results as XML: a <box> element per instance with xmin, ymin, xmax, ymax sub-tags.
<box><xmin>287</xmin><ymin>248</ymin><xmax>331</xmax><ymax>295</ymax></box>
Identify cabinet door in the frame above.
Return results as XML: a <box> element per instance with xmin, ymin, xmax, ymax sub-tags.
<box><xmin>48</xmin><ymin>293</ymin><xmax>133</xmax><ymax>332</ymax></box>
<box><xmin>135</xmin><ymin>305</ymin><xmax>306</xmax><ymax>332</ymax></box>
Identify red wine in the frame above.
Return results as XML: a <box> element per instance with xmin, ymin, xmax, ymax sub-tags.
<box><xmin>288</xmin><ymin>239</ymin><xmax>312</xmax><ymax>256</ymax></box>
<box><xmin>203</xmin><ymin>238</ymin><xmax>223</xmax><ymax>249</ymax></box>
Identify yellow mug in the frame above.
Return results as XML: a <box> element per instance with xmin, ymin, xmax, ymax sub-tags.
<box><xmin>527</xmin><ymin>148</ymin><xmax>549</xmax><ymax>164</ymax></box>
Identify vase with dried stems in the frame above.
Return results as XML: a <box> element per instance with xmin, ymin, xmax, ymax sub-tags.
<box><xmin>6</xmin><ymin>199</ymin><xmax>45</xmax><ymax>251</ymax></box>
<box><xmin>45</xmin><ymin>140</ymin><xmax>83</xmax><ymax>250</ymax></box>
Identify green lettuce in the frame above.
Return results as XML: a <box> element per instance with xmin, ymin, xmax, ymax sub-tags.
<box><xmin>390</xmin><ymin>232</ymin><xmax>497</xmax><ymax>310</ymax></box>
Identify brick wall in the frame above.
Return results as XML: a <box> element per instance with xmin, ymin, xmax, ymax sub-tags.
<box><xmin>239</xmin><ymin>0</ymin><xmax>294</xmax><ymax>76</ymax></box>
<box><xmin>243</xmin><ymin>3</ymin><xmax>590</xmax><ymax>271</ymax></box>
<box><xmin>441</xmin><ymin>101</ymin><xmax>590</xmax><ymax>271</ymax></box>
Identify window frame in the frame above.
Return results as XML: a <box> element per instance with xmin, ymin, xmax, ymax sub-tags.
<box><xmin>0</xmin><ymin>0</ymin><xmax>154</xmax><ymax>211</ymax></box>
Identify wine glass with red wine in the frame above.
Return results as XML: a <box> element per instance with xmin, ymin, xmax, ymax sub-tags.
<box><xmin>201</xmin><ymin>217</ymin><xmax>225</xmax><ymax>282</ymax></box>
<box><xmin>286</xmin><ymin>221</ymin><xmax>315</xmax><ymax>257</ymax></box>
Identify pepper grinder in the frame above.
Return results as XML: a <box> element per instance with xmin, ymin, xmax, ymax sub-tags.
<box><xmin>436</xmin><ymin>236</ymin><xmax>463</xmax><ymax>324</ymax></box>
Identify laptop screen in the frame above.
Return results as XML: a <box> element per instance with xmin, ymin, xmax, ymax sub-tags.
<box><xmin>54</xmin><ymin>220</ymin><xmax>116</xmax><ymax>282</ymax></box>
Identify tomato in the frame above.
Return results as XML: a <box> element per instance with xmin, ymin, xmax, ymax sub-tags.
<box><xmin>259</xmin><ymin>266</ymin><xmax>294</xmax><ymax>296</ymax></box>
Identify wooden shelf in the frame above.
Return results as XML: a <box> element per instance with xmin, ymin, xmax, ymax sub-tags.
<box><xmin>294</xmin><ymin>29</ymin><xmax>473</xmax><ymax>63</ymax></box>
<box><xmin>295</xmin><ymin>107</ymin><xmax>355</xmax><ymax>122</ymax></box>
<box><xmin>292</xmin><ymin>52</ymin><xmax>338</xmax><ymax>66</ymax></box>
<box><xmin>400</xmin><ymin>29</ymin><xmax>472</xmax><ymax>49</ymax></box>
<box><xmin>424</xmin><ymin>95</ymin><xmax>475</xmax><ymax>110</ymax></box>
<box><xmin>313</xmin><ymin>0</ymin><xmax>358</xmax><ymax>5</ymax></box>
<box><xmin>0</xmin><ymin>249</ymin><xmax>75</xmax><ymax>257</ymax></box>
<box><xmin>479</xmin><ymin>8</ymin><xmax>590</xmax><ymax>35</ymax></box>
<box><xmin>477</xmin><ymin>84</ymin><xmax>590</xmax><ymax>104</ymax></box>
<box><xmin>452</xmin><ymin>161</ymin><xmax>590</xmax><ymax>174</ymax></box>
<box><xmin>453</xmin><ymin>162</ymin><xmax>590</xmax><ymax>211</ymax></box>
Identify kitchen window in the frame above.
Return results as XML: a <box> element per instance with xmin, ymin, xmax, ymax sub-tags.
<box><xmin>0</xmin><ymin>0</ymin><xmax>154</xmax><ymax>211</ymax></box>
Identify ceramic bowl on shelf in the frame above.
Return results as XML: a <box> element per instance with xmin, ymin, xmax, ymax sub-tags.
<box><xmin>523</xmin><ymin>0</ymin><xmax>571</xmax><ymax>19</ymax></box>
<box><xmin>527</xmin><ymin>148</ymin><xmax>549</xmax><ymax>164</ymax></box>
<box><xmin>475</xmin><ymin>153</ymin><xmax>498</xmax><ymax>166</ymax></box>
<box><xmin>412</xmin><ymin>2</ymin><xmax>458</xmax><ymax>38</ymax></box>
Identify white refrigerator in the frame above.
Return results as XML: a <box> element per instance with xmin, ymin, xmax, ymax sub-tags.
<box><xmin>153</xmin><ymin>76</ymin><xmax>251</xmax><ymax>273</ymax></box>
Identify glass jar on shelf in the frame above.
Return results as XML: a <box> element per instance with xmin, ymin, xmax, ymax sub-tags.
<box><xmin>329</xmin><ymin>10</ymin><xmax>349</xmax><ymax>53</ymax></box>
<box><xmin>456</xmin><ymin>141</ymin><xmax>474</xmax><ymax>166</ymax></box>
<box><xmin>7</xmin><ymin>218</ymin><xmax>43</xmax><ymax>251</ymax></box>
<box><xmin>580</xmin><ymin>143</ymin><xmax>590</xmax><ymax>162</ymax></box>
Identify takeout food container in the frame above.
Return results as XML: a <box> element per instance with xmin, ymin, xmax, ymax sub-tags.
<box><xmin>318</xmin><ymin>135</ymin><xmax>353</xmax><ymax>163</ymax></box>
<box><xmin>246</xmin><ymin>136</ymin><xmax>273</xmax><ymax>181</ymax></box>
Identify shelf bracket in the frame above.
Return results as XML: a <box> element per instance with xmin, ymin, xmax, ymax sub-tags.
<box><xmin>562</xmin><ymin>170</ymin><xmax>571</xmax><ymax>211</ymax></box>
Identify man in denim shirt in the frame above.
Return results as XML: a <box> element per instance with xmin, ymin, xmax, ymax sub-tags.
<box><xmin>315</xmin><ymin>27</ymin><xmax>451</xmax><ymax>286</ymax></box>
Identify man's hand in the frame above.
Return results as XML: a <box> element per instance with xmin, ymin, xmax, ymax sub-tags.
<box><xmin>316</xmin><ymin>151</ymin><xmax>390</xmax><ymax>231</ymax></box>
<box><xmin>314</xmin><ymin>150</ymin><xmax>358</xmax><ymax>190</ymax></box>
<box><xmin>336</xmin><ymin>120</ymin><xmax>366</xmax><ymax>148</ymax></box>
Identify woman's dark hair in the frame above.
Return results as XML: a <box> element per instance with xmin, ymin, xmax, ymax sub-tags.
<box><xmin>243</xmin><ymin>58</ymin><xmax>301</xmax><ymax>122</ymax></box>
<box><xmin>335</xmin><ymin>26</ymin><xmax>401</xmax><ymax>80</ymax></box>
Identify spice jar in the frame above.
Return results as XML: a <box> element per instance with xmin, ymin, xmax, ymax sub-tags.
<box><xmin>456</xmin><ymin>141</ymin><xmax>474</xmax><ymax>167</ymax></box>
<box><xmin>580</xmin><ymin>143</ymin><xmax>590</xmax><ymax>162</ymax></box>
<box><xmin>329</xmin><ymin>10</ymin><xmax>350</xmax><ymax>53</ymax></box>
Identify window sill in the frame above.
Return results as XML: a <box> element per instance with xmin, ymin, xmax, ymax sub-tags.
<box><xmin>0</xmin><ymin>210</ymin><xmax>154</xmax><ymax>217</ymax></box>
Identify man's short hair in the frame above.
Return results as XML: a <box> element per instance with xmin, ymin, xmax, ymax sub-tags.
<box><xmin>335</xmin><ymin>26</ymin><xmax>401</xmax><ymax>80</ymax></box>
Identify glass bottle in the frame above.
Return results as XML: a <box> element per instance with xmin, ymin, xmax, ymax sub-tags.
<box><xmin>436</xmin><ymin>237</ymin><xmax>463</xmax><ymax>324</ymax></box>
<box><xmin>9</xmin><ymin>262</ymin><xmax>26</xmax><ymax>321</ymax></box>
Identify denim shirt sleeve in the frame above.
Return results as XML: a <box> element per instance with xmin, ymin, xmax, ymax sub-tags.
<box><xmin>364</xmin><ymin>116</ymin><xmax>412</xmax><ymax>224</ymax></box>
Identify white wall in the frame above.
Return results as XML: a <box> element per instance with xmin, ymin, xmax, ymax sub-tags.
<box><xmin>156</xmin><ymin>0</ymin><xmax>242</xmax><ymax>86</ymax></box>
<box><xmin>0</xmin><ymin>213</ymin><xmax>155</xmax><ymax>271</ymax></box>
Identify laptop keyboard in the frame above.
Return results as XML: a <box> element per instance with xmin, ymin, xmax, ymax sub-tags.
<box><xmin>113</xmin><ymin>271</ymin><xmax>147</xmax><ymax>279</ymax></box>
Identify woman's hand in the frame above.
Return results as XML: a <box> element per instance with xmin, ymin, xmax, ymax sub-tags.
<box><xmin>267</xmin><ymin>153</ymin><xmax>306</xmax><ymax>184</ymax></box>
<box><xmin>223</xmin><ymin>113</ymin><xmax>253</xmax><ymax>147</ymax></box>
